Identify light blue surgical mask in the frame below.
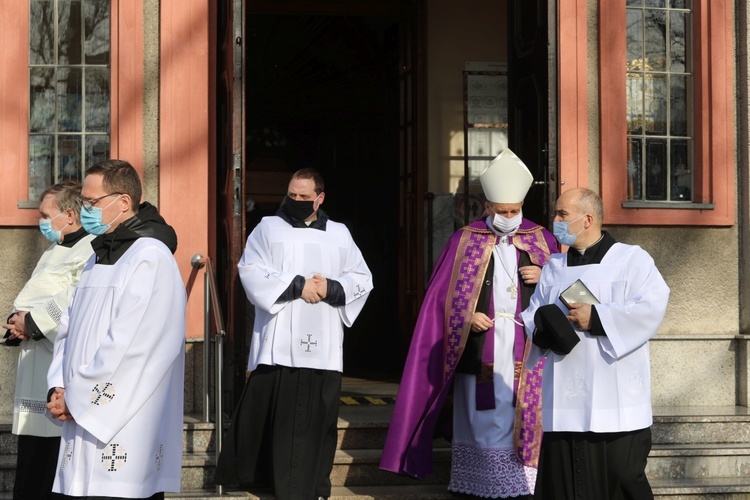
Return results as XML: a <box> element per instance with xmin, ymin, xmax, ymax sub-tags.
<box><xmin>80</xmin><ymin>196</ymin><xmax>122</xmax><ymax>235</ymax></box>
<box><xmin>552</xmin><ymin>214</ymin><xmax>586</xmax><ymax>246</ymax></box>
<box><xmin>38</xmin><ymin>211</ymin><xmax>66</xmax><ymax>243</ymax></box>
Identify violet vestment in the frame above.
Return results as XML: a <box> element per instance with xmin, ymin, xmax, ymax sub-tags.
<box><xmin>380</xmin><ymin>218</ymin><xmax>557</xmax><ymax>484</ymax></box>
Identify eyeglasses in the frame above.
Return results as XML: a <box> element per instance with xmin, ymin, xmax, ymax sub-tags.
<box><xmin>78</xmin><ymin>193</ymin><xmax>123</xmax><ymax>211</ymax></box>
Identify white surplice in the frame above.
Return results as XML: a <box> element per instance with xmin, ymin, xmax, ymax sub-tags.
<box><xmin>47</xmin><ymin>238</ymin><xmax>186</xmax><ymax>498</ymax></box>
<box><xmin>12</xmin><ymin>234</ymin><xmax>94</xmax><ymax>438</ymax></box>
<box><xmin>450</xmin><ymin>233</ymin><xmax>536</xmax><ymax>498</ymax></box>
<box><xmin>238</xmin><ymin>216</ymin><xmax>373</xmax><ymax>372</ymax></box>
<box><xmin>520</xmin><ymin>242</ymin><xmax>670</xmax><ymax>433</ymax></box>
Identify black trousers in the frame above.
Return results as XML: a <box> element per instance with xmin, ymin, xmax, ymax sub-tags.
<box><xmin>14</xmin><ymin>434</ymin><xmax>60</xmax><ymax>500</ymax></box>
<box><xmin>534</xmin><ymin>428</ymin><xmax>653</xmax><ymax>500</ymax></box>
<box><xmin>215</xmin><ymin>364</ymin><xmax>342</xmax><ymax>500</ymax></box>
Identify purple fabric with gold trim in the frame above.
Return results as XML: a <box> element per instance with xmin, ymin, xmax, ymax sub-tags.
<box><xmin>380</xmin><ymin>218</ymin><xmax>557</xmax><ymax>479</ymax></box>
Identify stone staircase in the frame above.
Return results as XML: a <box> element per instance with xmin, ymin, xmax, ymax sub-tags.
<box><xmin>1</xmin><ymin>394</ymin><xmax>750</xmax><ymax>498</ymax></box>
<box><xmin>649</xmin><ymin>406</ymin><xmax>750</xmax><ymax>499</ymax></box>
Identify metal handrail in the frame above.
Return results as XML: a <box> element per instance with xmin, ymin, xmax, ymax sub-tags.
<box><xmin>190</xmin><ymin>254</ymin><xmax>225</xmax><ymax>495</ymax></box>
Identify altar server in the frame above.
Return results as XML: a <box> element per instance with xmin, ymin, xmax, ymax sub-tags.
<box><xmin>520</xmin><ymin>187</ymin><xmax>670</xmax><ymax>499</ymax></box>
<box><xmin>215</xmin><ymin>167</ymin><xmax>373</xmax><ymax>500</ymax></box>
<box><xmin>47</xmin><ymin>159</ymin><xmax>185</xmax><ymax>499</ymax></box>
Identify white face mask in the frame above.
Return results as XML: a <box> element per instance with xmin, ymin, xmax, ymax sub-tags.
<box><xmin>491</xmin><ymin>210</ymin><xmax>523</xmax><ymax>234</ymax></box>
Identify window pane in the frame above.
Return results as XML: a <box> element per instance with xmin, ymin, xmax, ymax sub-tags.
<box><xmin>670</xmin><ymin>140</ymin><xmax>691</xmax><ymax>201</ymax></box>
<box><xmin>644</xmin><ymin>10</ymin><xmax>667</xmax><ymax>71</ymax></box>
<box><xmin>626</xmin><ymin>0</ymin><xmax>643</xmax><ymax>6</ymax></box>
<box><xmin>627</xmin><ymin>138</ymin><xmax>643</xmax><ymax>200</ymax></box>
<box><xmin>627</xmin><ymin>73</ymin><xmax>643</xmax><ymax>133</ymax></box>
<box><xmin>29</xmin><ymin>136</ymin><xmax>55</xmax><ymax>201</ymax></box>
<box><xmin>84</xmin><ymin>0</ymin><xmax>110</xmax><ymax>64</ymax></box>
<box><xmin>57</xmin><ymin>67</ymin><xmax>82</xmax><ymax>132</ymax></box>
<box><xmin>645</xmin><ymin>74</ymin><xmax>667</xmax><ymax>135</ymax></box>
<box><xmin>670</xmin><ymin>12</ymin><xmax>688</xmax><ymax>72</ymax></box>
<box><xmin>670</xmin><ymin>75</ymin><xmax>688</xmax><ymax>136</ymax></box>
<box><xmin>626</xmin><ymin>10</ymin><xmax>643</xmax><ymax>66</ymax></box>
<box><xmin>671</xmin><ymin>0</ymin><xmax>690</xmax><ymax>8</ymax></box>
<box><xmin>645</xmin><ymin>139</ymin><xmax>667</xmax><ymax>200</ymax></box>
<box><xmin>30</xmin><ymin>68</ymin><xmax>56</xmax><ymax>133</ymax></box>
<box><xmin>30</xmin><ymin>1</ymin><xmax>55</xmax><ymax>65</ymax></box>
<box><xmin>58</xmin><ymin>1</ymin><xmax>82</xmax><ymax>65</ymax></box>
<box><xmin>85</xmin><ymin>67</ymin><xmax>110</xmax><ymax>132</ymax></box>
<box><xmin>58</xmin><ymin>135</ymin><xmax>82</xmax><ymax>180</ymax></box>
<box><xmin>86</xmin><ymin>135</ymin><xmax>110</xmax><ymax>167</ymax></box>
<box><xmin>29</xmin><ymin>0</ymin><xmax>110</xmax><ymax>203</ymax></box>
<box><xmin>645</xmin><ymin>0</ymin><xmax>666</xmax><ymax>7</ymax></box>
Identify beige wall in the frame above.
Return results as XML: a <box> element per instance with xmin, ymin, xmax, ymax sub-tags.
<box><xmin>584</xmin><ymin>0</ymin><xmax>741</xmax><ymax>407</ymax></box>
<box><xmin>426</xmin><ymin>0</ymin><xmax>507</xmax><ymax>194</ymax></box>
<box><xmin>0</xmin><ymin>231</ymin><xmax>52</xmax><ymax>414</ymax></box>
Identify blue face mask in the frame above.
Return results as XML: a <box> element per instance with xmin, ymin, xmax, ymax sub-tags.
<box><xmin>553</xmin><ymin>214</ymin><xmax>586</xmax><ymax>246</ymax></box>
<box><xmin>80</xmin><ymin>196</ymin><xmax>122</xmax><ymax>235</ymax></box>
<box><xmin>38</xmin><ymin>211</ymin><xmax>65</xmax><ymax>243</ymax></box>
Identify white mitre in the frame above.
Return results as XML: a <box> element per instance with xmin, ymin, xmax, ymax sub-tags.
<box><xmin>479</xmin><ymin>148</ymin><xmax>533</xmax><ymax>203</ymax></box>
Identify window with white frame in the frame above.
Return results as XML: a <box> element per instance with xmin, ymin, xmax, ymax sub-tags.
<box><xmin>27</xmin><ymin>0</ymin><xmax>110</xmax><ymax>205</ymax></box>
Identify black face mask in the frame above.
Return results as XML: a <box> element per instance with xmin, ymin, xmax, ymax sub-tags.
<box><xmin>285</xmin><ymin>196</ymin><xmax>316</xmax><ymax>221</ymax></box>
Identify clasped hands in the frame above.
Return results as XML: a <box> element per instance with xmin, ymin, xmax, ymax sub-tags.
<box><xmin>3</xmin><ymin>311</ymin><xmax>28</xmax><ymax>342</ymax></box>
<box><xmin>300</xmin><ymin>274</ymin><xmax>328</xmax><ymax>304</ymax></box>
<box><xmin>46</xmin><ymin>388</ymin><xmax>73</xmax><ymax>421</ymax></box>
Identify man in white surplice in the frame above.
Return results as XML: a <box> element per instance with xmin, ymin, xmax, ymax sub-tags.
<box><xmin>520</xmin><ymin>188</ymin><xmax>670</xmax><ymax>500</ymax></box>
<box><xmin>215</xmin><ymin>168</ymin><xmax>373</xmax><ymax>500</ymax></box>
<box><xmin>46</xmin><ymin>160</ymin><xmax>186</xmax><ymax>500</ymax></box>
<box><xmin>4</xmin><ymin>181</ymin><xmax>95</xmax><ymax>500</ymax></box>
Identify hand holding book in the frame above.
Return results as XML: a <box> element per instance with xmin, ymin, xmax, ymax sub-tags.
<box><xmin>559</xmin><ymin>279</ymin><xmax>600</xmax><ymax>308</ymax></box>
<box><xmin>559</xmin><ymin>279</ymin><xmax>599</xmax><ymax>331</ymax></box>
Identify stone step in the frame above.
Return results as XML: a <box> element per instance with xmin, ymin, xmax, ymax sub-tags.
<box><xmin>331</xmin><ymin>448</ymin><xmax>450</xmax><ymax>487</ymax></box>
<box><xmin>183</xmin><ymin>416</ymin><xmax>216</xmax><ymax>454</ymax></box>
<box><xmin>166</xmin><ymin>484</ymin><xmax>454</xmax><ymax>499</ymax></box>
<box><xmin>652</xmin><ymin>406</ymin><xmax>750</xmax><ymax>445</ymax></box>
<box><xmin>651</xmin><ymin>477</ymin><xmax>750</xmax><ymax>498</ymax></box>
<box><xmin>166</xmin><ymin>479</ymin><xmax>750</xmax><ymax>500</ymax></box>
<box><xmin>648</xmin><ymin>443</ymin><xmax>750</xmax><ymax>480</ymax></box>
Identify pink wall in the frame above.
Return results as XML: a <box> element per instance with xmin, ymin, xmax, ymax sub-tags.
<box><xmin>160</xmin><ymin>0</ymin><xmax>214</xmax><ymax>338</ymax></box>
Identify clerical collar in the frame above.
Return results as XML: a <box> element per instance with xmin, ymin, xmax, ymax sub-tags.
<box><xmin>60</xmin><ymin>227</ymin><xmax>88</xmax><ymax>248</ymax></box>
<box><xmin>576</xmin><ymin>234</ymin><xmax>604</xmax><ymax>255</ymax></box>
<box><xmin>567</xmin><ymin>231</ymin><xmax>616</xmax><ymax>267</ymax></box>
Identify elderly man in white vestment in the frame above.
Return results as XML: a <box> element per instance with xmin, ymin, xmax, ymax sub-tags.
<box><xmin>3</xmin><ymin>181</ymin><xmax>95</xmax><ymax>500</ymax></box>
<box><xmin>520</xmin><ymin>188</ymin><xmax>670</xmax><ymax>500</ymax></box>
<box><xmin>215</xmin><ymin>167</ymin><xmax>373</xmax><ymax>500</ymax></box>
<box><xmin>46</xmin><ymin>159</ymin><xmax>186</xmax><ymax>500</ymax></box>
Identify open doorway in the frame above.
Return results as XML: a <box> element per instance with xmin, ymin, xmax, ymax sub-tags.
<box><xmin>243</xmin><ymin>12</ymin><xmax>404</xmax><ymax>378</ymax></box>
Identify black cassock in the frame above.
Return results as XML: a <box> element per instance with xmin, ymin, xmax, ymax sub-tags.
<box><xmin>215</xmin><ymin>364</ymin><xmax>341</xmax><ymax>500</ymax></box>
<box><xmin>534</xmin><ymin>231</ymin><xmax>654</xmax><ymax>500</ymax></box>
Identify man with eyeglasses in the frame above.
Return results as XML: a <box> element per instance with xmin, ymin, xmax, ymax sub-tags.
<box><xmin>3</xmin><ymin>181</ymin><xmax>94</xmax><ymax>500</ymax></box>
<box><xmin>45</xmin><ymin>159</ymin><xmax>186</xmax><ymax>500</ymax></box>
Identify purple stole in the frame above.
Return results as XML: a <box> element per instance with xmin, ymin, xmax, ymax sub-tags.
<box><xmin>444</xmin><ymin>224</ymin><xmax>550</xmax><ymax>467</ymax></box>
